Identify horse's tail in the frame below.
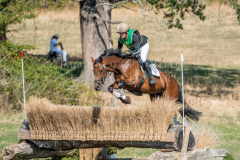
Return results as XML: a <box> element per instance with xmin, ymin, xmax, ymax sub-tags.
<box><xmin>177</xmin><ymin>83</ymin><xmax>202</xmax><ymax>122</ymax></box>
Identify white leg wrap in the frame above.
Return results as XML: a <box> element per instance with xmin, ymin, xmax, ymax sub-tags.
<box><xmin>112</xmin><ymin>91</ymin><xmax>120</xmax><ymax>99</ymax></box>
<box><xmin>120</xmin><ymin>88</ymin><xmax>126</xmax><ymax>100</ymax></box>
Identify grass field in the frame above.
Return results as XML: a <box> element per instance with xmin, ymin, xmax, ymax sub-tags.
<box><xmin>7</xmin><ymin>4</ymin><xmax>240</xmax><ymax>68</ymax></box>
<box><xmin>1</xmin><ymin>2</ymin><xmax>240</xmax><ymax>160</ymax></box>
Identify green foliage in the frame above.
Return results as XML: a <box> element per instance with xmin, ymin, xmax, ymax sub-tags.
<box><xmin>45</xmin><ymin>149</ymin><xmax>79</xmax><ymax>160</ymax></box>
<box><xmin>146</xmin><ymin>0</ymin><xmax>206</xmax><ymax>29</ymax></box>
<box><xmin>0</xmin><ymin>41</ymin><xmax>35</xmax><ymax>55</ymax></box>
<box><xmin>224</xmin><ymin>153</ymin><xmax>235</xmax><ymax>160</ymax></box>
<box><xmin>0</xmin><ymin>41</ymin><xmax>105</xmax><ymax>111</ymax></box>
<box><xmin>0</xmin><ymin>0</ymin><xmax>37</xmax><ymax>36</ymax></box>
<box><xmin>146</xmin><ymin>0</ymin><xmax>240</xmax><ymax>28</ymax></box>
<box><xmin>230</xmin><ymin>0</ymin><xmax>240</xmax><ymax>25</ymax></box>
<box><xmin>35</xmin><ymin>0</ymin><xmax>77</xmax><ymax>9</ymax></box>
<box><xmin>108</xmin><ymin>147</ymin><xmax>119</xmax><ymax>155</ymax></box>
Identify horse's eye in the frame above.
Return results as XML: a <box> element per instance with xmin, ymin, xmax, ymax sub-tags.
<box><xmin>100</xmin><ymin>70</ymin><xmax>103</xmax><ymax>73</ymax></box>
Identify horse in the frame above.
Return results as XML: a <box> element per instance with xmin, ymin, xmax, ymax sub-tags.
<box><xmin>91</xmin><ymin>55</ymin><xmax>202</xmax><ymax>122</ymax></box>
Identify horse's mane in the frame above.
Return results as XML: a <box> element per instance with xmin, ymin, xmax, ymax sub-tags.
<box><xmin>95</xmin><ymin>48</ymin><xmax>136</xmax><ymax>63</ymax></box>
<box><xmin>95</xmin><ymin>48</ymin><xmax>121</xmax><ymax>63</ymax></box>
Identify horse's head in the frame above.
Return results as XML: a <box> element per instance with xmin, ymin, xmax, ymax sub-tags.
<box><xmin>91</xmin><ymin>57</ymin><xmax>109</xmax><ymax>91</ymax></box>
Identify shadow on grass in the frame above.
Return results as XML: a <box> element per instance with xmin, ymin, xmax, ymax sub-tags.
<box><xmin>26</xmin><ymin>54</ymin><xmax>240</xmax><ymax>97</ymax></box>
<box><xmin>152</xmin><ymin>61</ymin><xmax>240</xmax><ymax>97</ymax></box>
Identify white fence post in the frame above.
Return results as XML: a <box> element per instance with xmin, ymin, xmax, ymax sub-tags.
<box><xmin>20</xmin><ymin>51</ymin><xmax>27</xmax><ymax>120</ymax></box>
<box><xmin>181</xmin><ymin>54</ymin><xmax>185</xmax><ymax>138</ymax></box>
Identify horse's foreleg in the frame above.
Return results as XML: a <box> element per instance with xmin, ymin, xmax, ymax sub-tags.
<box><xmin>118</xmin><ymin>82</ymin><xmax>131</xmax><ymax>104</ymax></box>
<box><xmin>108</xmin><ymin>82</ymin><xmax>121</xmax><ymax>99</ymax></box>
<box><xmin>108</xmin><ymin>82</ymin><xmax>131</xmax><ymax>104</ymax></box>
<box><xmin>118</xmin><ymin>82</ymin><xmax>126</xmax><ymax>101</ymax></box>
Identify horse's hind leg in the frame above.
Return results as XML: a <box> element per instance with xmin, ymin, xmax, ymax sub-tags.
<box><xmin>150</xmin><ymin>92</ymin><xmax>181</xmax><ymax>125</ymax></box>
<box><xmin>149</xmin><ymin>93</ymin><xmax>163</xmax><ymax>102</ymax></box>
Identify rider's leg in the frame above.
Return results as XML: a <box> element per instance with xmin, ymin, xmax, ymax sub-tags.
<box><xmin>140</xmin><ymin>43</ymin><xmax>157</xmax><ymax>86</ymax></box>
<box><xmin>56</xmin><ymin>50</ymin><xmax>67</xmax><ymax>62</ymax></box>
<box><xmin>139</xmin><ymin>43</ymin><xmax>149</xmax><ymax>63</ymax></box>
<box><xmin>62</xmin><ymin>51</ymin><xmax>67</xmax><ymax>62</ymax></box>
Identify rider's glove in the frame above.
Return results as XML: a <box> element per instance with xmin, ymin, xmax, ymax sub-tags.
<box><xmin>122</xmin><ymin>50</ymin><xmax>133</xmax><ymax>56</ymax></box>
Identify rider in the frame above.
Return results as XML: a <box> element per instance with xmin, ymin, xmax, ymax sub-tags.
<box><xmin>115</xmin><ymin>23</ymin><xmax>157</xmax><ymax>86</ymax></box>
<box><xmin>50</xmin><ymin>34</ymin><xmax>67</xmax><ymax>63</ymax></box>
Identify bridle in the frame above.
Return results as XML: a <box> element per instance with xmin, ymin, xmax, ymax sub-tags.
<box><xmin>94</xmin><ymin>57</ymin><xmax>122</xmax><ymax>88</ymax></box>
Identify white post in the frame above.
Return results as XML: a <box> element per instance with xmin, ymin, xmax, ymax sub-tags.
<box><xmin>20</xmin><ymin>51</ymin><xmax>27</xmax><ymax>120</ymax></box>
<box><xmin>181</xmin><ymin>54</ymin><xmax>185</xmax><ymax>138</ymax></box>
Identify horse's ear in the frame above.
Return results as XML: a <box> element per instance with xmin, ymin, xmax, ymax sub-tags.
<box><xmin>91</xmin><ymin>57</ymin><xmax>95</xmax><ymax>63</ymax></box>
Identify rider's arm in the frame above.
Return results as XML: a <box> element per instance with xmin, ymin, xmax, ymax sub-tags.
<box><xmin>131</xmin><ymin>33</ymin><xmax>140</xmax><ymax>55</ymax></box>
<box><xmin>52</xmin><ymin>39</ymin><xmax>61</xmax><ymax>47</ymax></box>
<box><xmin>54</xmin><ymin>42</ymin><xmax>62</xmax><ymax>47</ymax></box>
<box><xmin>116</xmin><ymin>39</ymin><xmax>123</xmax><ymax>51</ymax></box>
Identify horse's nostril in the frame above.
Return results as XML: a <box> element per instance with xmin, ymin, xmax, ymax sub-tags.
<box><xmin>95</xmin><ymin>86</ymin><xmax>101</xmax><ymax>91</ymax></box>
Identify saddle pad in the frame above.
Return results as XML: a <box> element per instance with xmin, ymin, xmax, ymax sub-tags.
<box><xmin>141</xmin><ymin>64</ymin><xmax>160</xmax><ymax>77</ymax></box>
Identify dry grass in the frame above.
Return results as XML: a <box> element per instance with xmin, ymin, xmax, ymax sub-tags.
<box><xmin>190</xmin><ymin>123</ymin><xmax>218</xmax><ymax>149</ymax></box>
<box><xmin>6</xmin><ymin>4</ymin><xmax>240</xmax><ymax>68</ymax></box>
<box><xmin>100</xmin><ymin>89</ymin><xmax>240</xmax><ymax>150</ymax></box>
<box><xmin>7</xmin><ymin>8</ymin><xmax>81</xmax><ymax>57</ymax></box>
<box><xmin>184</xmin><ymin>90</ymin><xmax>240</xmax><ymax>121</ymax></box>
<box><xmin>26</xmin><ymin>97</ymin><xmax>179</xmax><ymax>141</ymax></box>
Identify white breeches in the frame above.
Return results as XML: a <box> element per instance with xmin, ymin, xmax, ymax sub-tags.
<box><xmin>140</xmin><ymin>43</ymin><xmax>149</xmax><ymax>63</ymax></box>
<box><xmin>55</xmin><ymin>49</ymin><xmax>67</xmax><ymax>62</ymax></box>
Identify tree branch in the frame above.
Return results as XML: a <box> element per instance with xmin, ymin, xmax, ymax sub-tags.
<box><xmin>136</xmin><ymin>0</ymin><xmax>168</xmax><ymax>32</ymax></box>
<box><xmin>95</xmin><ymin>0</ymin><xmax>129</xmax><ymax>8</ymax></box>
<box><xmin>115</xmin><ymin>5</ymin><xmax>137</xmax><ymax>11</ymax></box>
<box><xmin>143</xmin><ymin>0</ymin><xmax>158</xmax><ymax>14</ymax></box>
<box><xmin>93</xmin><ymin>13</ymin><xmax>122</xmax><ymax>24</ymax></box>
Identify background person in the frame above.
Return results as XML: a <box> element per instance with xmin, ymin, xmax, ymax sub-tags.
<box><xmin>50</xmin><ymin>34</ymin><xmax>67</xmax><ymax>63</ymax></box>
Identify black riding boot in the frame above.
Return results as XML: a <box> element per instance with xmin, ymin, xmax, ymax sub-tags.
<box><xmin>143</xmin><ymin>61</ymin><xmax>157</xmax><ymax>86</ymax></box>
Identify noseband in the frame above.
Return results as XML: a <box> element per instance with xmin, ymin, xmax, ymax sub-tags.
<box><xmin>94</xmin><ymin>57</ymin><xmax>122</xmax><ymax>87</ymax></box>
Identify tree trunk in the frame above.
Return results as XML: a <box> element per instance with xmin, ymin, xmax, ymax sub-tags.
<box><xmin>80</xmin><ymin>0</ymin><xmax>114</xmax><ymax>90</ymax></box>
<box><xmin>0</xmin><ymin>32</ymin><xmax>7</xmax><ymax>42</ymax></box>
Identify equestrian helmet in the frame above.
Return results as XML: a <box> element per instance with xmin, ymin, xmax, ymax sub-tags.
<box><xmin>117</xmin><ymin>23</ymin><xmax>129</xmax><ymax>33</ymax></box>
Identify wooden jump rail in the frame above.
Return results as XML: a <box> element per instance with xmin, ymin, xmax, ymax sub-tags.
<box><xmin>2</xmin><ymin>119</ymin><xmax>229</xmax><ymax>160</ymax></box>
<box><xmin>2</xmin><ymin>119</ymin><xmax>195</xmax><ymax>160</ymax></box>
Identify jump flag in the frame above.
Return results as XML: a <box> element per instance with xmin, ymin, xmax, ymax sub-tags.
<box><xmin>20</xmin><ymin>51</ymin><xmax>26</xmax><ymax>120</ymax></box>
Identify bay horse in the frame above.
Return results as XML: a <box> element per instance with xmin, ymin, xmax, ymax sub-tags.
<box><xmin>91</xmin><ymin>55</ymin><xmax>202</xmax><ymax>122</ymax></box>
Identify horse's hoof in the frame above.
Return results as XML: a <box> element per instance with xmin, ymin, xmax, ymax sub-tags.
<box><xmin>121</xmin><ymin>96</ymin><xmax>131</xmax><ymax>104</ymax></box>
